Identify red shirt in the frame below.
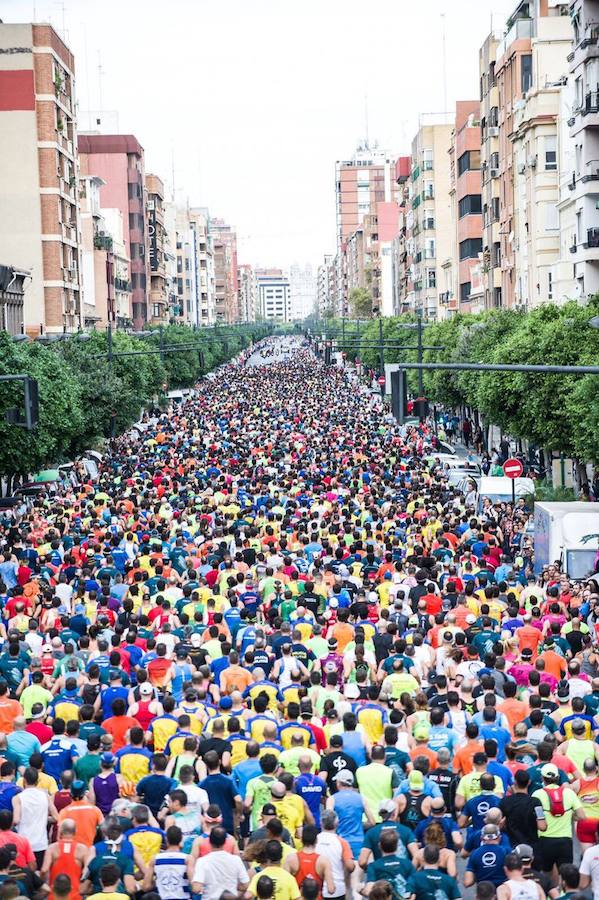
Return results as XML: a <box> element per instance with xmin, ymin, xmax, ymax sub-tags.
<box><xmin>0</xmin><ymin>830</ymin><xmax>35</xmax><ymax>867</ymax></box>
<box><xmin>26</xmin><ymin>721</ymin><xmax>53</xmax><ymax>745</ymax></box>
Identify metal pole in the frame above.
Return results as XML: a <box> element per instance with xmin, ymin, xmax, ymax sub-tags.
<box><xmin>159</xmin><ymin>325</ymin><xmax>165</xmax><ymax>363</ymax></box>
<box><xmin>417</xmin><ymin>311</ymin><xmax>424</xmax><ymax>396</ymax></box>
<box><xmin>378</xmin><ymin>317</ymin><xmax>385</xmax><ymax>398</ymax></box>
<box><xmin>107</xmin><ymin>322</ymin><xmax>113</xmax><ymax>372</ymax></box>
<box><xmin>396</xmin><ymin>361</ymin><xmax>599</xmax><ymax>375</ymax></box>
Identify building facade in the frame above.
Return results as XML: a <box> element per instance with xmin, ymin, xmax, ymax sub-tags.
<box><xmin>238</xmin><ymin>264</ymin><xmax>256</xmax><ymax>322</ymax></box>
<box><xmin>316</xmin><ymin>254</ymin><xmax>334</xmax><ymax>316</ymax></box>
<box><xmin>145</xmin><ymin>174</ymin><xmax>168</xmax><ymax>324</ymax></box>
<box><xmin>78</xmin><ymin>133</ymin><xmax>149</xmax><ymax>328</ymax></box>
<box><xmin>335</xmin><ymin>144</ymin><xmax>398</xmax><ymax>314</ymax></box>
<box><xmin>210</xmin><ymin>218</ymin><xmax>238</xmax><ymax>323</ymax></box>
<box><xmin>450</xmin><ymin>101</ymin><xmax>483</xmax><ymax>314</ymax></box>
<box><xmin>0</xmin><ymin>23</ymin><xmax>82</xmax><ymax>333</ymax></box>
<box><xmin>256</xmin><ymin>269</ymin><xmax>291</xmax><ymax>321</ymax></box>
<box><xmin>0</xmin><ymin>266</ymin><xmax>28</xmax><ymax>335</ymax></box>
<box><xmin>480</xmin><ymin>32</ymin><xmax>503</xmax><ymax>309</ymax></box>
<box><xmin>567</xmin><ymin>0</ymin><xmax>599</xmax><ymax>299</ymax></box>
<box><xmin>289</xmin><ymin>264</ymin><xmax>316</xmax><ymax>320</ymax></box>
<box><xmin>407</xmin><ymin>116</ymin><xmax>455</xmax><ymax>318</ymax></box>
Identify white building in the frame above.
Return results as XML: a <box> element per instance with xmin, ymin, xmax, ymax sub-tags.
<box><xmin>256</xmin><ymin>269</ymin><xmax>291</xmax><ymax>322</ymax></box>
<box><xmin>289</xmin><ymin>264</ymin><xmax>316</xmax><ymax>320</ymax></box>
<box><xmin>568</xmin><ymin>0</ymin><xmax>599</xmax><ymax>299</ymax></box>
<box><xmin>317</xmin><ymin>254</ymin><xmax>333</xmax><ymax>315</ymax></box>
<box><xmin>238</xmin><ymin>264</ymin><xmax>256</xmax><ymax>322</ymax></box>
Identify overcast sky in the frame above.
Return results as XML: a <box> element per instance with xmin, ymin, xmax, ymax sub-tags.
<box><xmin>4</xmin><ymin>0</ymin><xmax>515</xmax><ymax>269</ymax></box>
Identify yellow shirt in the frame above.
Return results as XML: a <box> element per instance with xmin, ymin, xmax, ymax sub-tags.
<box><xmin>17</xmin><ymin>772</ymin><xmax>57</xmax><ymax>795</ymax></box>
<box><xmin>249</xmin><ymin>865</ymin><xmax>300</xmax><ymax>900</ymax></box>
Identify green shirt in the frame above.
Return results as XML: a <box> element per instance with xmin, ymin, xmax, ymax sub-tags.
<box><xmin>74</xmin><ymin>752</ymin><xmax>102</xmax><ymax>784</ymax></box>
<box><xmin>20</xmin><ymin>684</ymin><xmax>53</xmax><ymax>719</ymax></box>
<box><xmin>533</xmin><ymin>786</ymin><xmax>581</xmax><ymax>838</ymax></box>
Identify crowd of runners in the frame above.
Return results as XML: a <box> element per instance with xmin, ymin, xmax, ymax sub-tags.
<box><xmin>0</xmin><ymin>337</ymin><xmax>598</xmax><ymax>900</ymax></box>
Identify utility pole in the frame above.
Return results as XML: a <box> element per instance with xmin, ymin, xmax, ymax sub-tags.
<box><xmin>417</xmin><ymin>310</ymin><xmax>424</xmax><ymax>396</ymax></box>
<box><xmin>378</xmin><ymin>317</ymin><xmax>385</xmax><ymax>398</ymax></box>
<box><xmin>159</xmin><ymin>325</ymin><xmax>165</xmax><ymax>363</ymax></box>
<box><xmin>107</xmin><ymin>322</ymin><xmax>113</xmax><ymax>372</ymax></box>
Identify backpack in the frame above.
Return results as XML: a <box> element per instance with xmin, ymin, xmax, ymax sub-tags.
<box><xmin>544</xmin><ymin>785</ymin><xmax>566</xmax><ymax>817</ymax></box>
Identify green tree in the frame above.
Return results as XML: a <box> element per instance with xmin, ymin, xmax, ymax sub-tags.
<box><xmin>349</xmin><ymin>288</ymin><xmax>373</xmax><ymax>318</ymax></box>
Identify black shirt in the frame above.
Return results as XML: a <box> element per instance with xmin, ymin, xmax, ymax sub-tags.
<box><xmin>499</xmin><ymin>793</ymin><xmax>540</xmax><ymax>846</ymax></box>
<box><xmin>319</xmin><ymin>751</ymin><xmax>358</xmax><ymax>792</ymax></box>
<box><xmin>199</xmin><ymin>737</ymin><xmax>232</xmax><ymax>761</ymax></box>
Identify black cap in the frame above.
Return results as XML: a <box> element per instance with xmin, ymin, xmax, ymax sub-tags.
<box><xmin>330</xmin><ymin>734</ymin><xmax>343</xmax><ymax>748</ymax></box>
<box><xmin>262</xmin><ymin>803</ymin><xmax>276</xmax><ymax>815</ymax></box>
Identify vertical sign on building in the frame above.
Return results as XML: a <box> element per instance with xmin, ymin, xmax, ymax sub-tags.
<box><xmin>147</xmin><ymin>199</ymin><xmax>157</xmax><ymax>272</ymax></box>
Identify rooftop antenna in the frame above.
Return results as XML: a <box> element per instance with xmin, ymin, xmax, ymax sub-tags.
<box><xmin>441</xmin><ymin>13</ymin><xmax>448</xmax><ymax>112</ymax></box>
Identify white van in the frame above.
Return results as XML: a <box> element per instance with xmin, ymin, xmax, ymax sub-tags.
<box><xmin>474</xmin><ymin>475</ymin><xmax>535</xmax><ymax>511</ymax></box>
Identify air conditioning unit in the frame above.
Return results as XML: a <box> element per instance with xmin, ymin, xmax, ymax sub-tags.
<box><xmin>517</xmin><ymin>163</ymin><xmax>526</xmax><ymax>174</ymax></box>
<box><xmin>490</xmin><ymin>168</ymin><xmax>500</xmax><ymax>179</ymax></box>
<box><xmin>488</xmin><ymin>126</ymin><xmax>499</xmax><ymax>137</ymax></box>
<box><xmin>528</xmin><ymin>155</ymin><xmax>538</xmax><ymax>168</ymax></box>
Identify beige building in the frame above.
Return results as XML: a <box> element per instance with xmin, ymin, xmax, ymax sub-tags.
<box><xmin>567</xmin><ymin>0</ymin><xmax>599</xmax><ymax>299</ymax></box>
<box><xmin>407</xmin><ymin>115</ymin><xmax>454</xmax><ymax>318</ymax></box>
<box><xmin>238</xmin><ymin>264</ymin><xmax>256</xmax><ymax>322</ymax></box>
<box><xmin>511</xmin><ymin>8</ymin><xmax>573</xmax><ymax>307</ymax></box>
<box><xmin>146</xmin><ymin>174</ymin><xmax>168</xmax><ymax>325</ymax></box>
<box><xmin>0</xmin><ymin>22</ymin><xmax>82</xmax><ymax>333</ymax></box>
<box><xmin>479</xmin><ymin>32</ymin><xmax>503</xmax><ymax>309</ymax></box>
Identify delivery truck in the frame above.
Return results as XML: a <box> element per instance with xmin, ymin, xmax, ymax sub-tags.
<box><xmin>534</xmin><ymin>501</ymin><xmax>599</xmax><ymax>579</ymax></box>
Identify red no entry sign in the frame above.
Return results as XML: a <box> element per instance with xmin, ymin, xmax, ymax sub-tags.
<box><xmin>377</xmin><ymin>376</ymin><xmax>386</xmax><ymax>386</ymax></box>
<box><xmin>503</xmin><ymin>457</ymin><xmax>523</xmax><ymax>479</ymax></box>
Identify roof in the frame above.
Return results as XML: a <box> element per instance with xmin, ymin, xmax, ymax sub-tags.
<box><xmin>78</xmin><ymin>134</ymin><xmax>144</xmax><ymax>156</ymax></box>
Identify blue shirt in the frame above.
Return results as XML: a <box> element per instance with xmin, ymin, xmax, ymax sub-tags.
<box><xmin>199</xmin><ymin>773</ymin><xmax>238</xmax><ymax>834</ymax></box>
<box><xmin>463</xmin><ymin>793</ymin><xmax>503</xmax><ymax>830</ymax></box>
<box><xmin>232</xmin><ymin>758</ymin><xmax>262</xmax><ymax>799</ymax></box>
<box><xmin>6</xmin><ymin>731</ymin><xmax>41</xmax><ymax>769</ymax></box>
<box><xmin>41</xmin><ymin>738</ymin><xmax>78</xmax><ymax>786</ymax></box>
<box><xmin>466</xmin><ymin>843</ymin><xmax>510</xmax><ymax>886</ymax></box>
<box><xmin>333</xmin><ymin>789</ymin><xmax>365</xmax><ymax>852</ymax></box>
<box><xmin>479</xmin><ymin>724</ymin><xmax>512</xmax><ymax>762</ymax></box>
<box><xmin>295</xmin><ymin>773</ymin><xmax>327</xmax><ymax>826</ymax></box>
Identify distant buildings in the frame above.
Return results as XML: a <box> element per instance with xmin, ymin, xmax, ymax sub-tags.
<box><xmin>256</xmin><ymin>269</ymin><xmax>291</xmax><ymax>322</ymax></box>
<box><xmin>289</xmin><ymin>264</ymin><xmax>316</xmax><ymax>320</ymax></box>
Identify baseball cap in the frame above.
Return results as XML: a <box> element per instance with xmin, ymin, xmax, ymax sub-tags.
<box><xmin>408</xmin><ymin>770</ymin><xmax>424</xmax><ymax>790</ymax></box>
<box><xmin>379</xmin><ymin>799</ymin><xmax>396</xmax><ymax>815</ymax></box>
<box><xmin>515</xmin><ymin>844</ymin><xmax>534</xmax><ymax>862</ymax></box>
<box><xmin>139</xmin><ymin>683</ymin><xmax>153</xmax><ymax>696</ymax></box>
<box><xmin>329</xmin><ymin>734</ymin><xmax>343</xmax><ymax>748</ymax></box>
<box><xmin>414</xmin><ymin>724</ymin><xmax>430</xmax><ymax>741</ymax></box>
<box><xmin>101</xmin><ymin>752</ymin><xmax>115</xmax><ymax>766</ymax></box>
<box><xmin>334</xmin><ymin>769</ymin><xmax>355</xmax><ymax>786</ymax></box>
<box><xmin>327</xmin><ymin>638</ymin><xmax>338</xmax><ymax>648</ymax></box>
<box><xmin>219</xmin><ymin>697</ymin><xmax>233</xmax><ymax>710</ymax></box>
<box><xmin>541</xmin><ymin>763</ymin><xmax>559</xmax><ymax>779</ymax></box>
<box><xmin>261</xmin><ymin>803</ymin><xmax>277</xmax><ymax>816</ymax></box>
<box><xmin>481</xmin><ymin>824</ymin><xmax>500</xmax><ymax>841</ymax></box>
<box><xmin>71</xmin><ymin>780</ymin><xmax>86</xmax><ymax>799</ymax></box>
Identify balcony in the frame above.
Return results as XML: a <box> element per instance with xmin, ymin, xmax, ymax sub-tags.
<box><xmin>584</xmin><ymin>90</ymin><xmax>599</xmax><ymax>114</ymax></box>
<box><xmin>422</xmin><ymin>190</ymin><xmax>434</xmax><ymax>201</ymax></box>
<box><xmin>439</xmin><ymin>290</ymin><xmax>454</xmax><ymax>304</ymax></box>
<box><xmin>424</xmin><ymin>218</ymin><xmax>435</xmax><ymax>230</ymax></box>
<box><xmin>504</xmin><ymin>17</ymin><xmax>534</xmax><ymax>51</ymax></box>
<box><xmin>412</xmin><ymin>195</ymin><xmax>422</xmax><ymax>209</ymax></box>
<box><xmin>114</xmin><ymin>277</ymin><xmax>130</xmax><ymax>292</ymax></box>
<box><xmin>585</xmin><ymin>228</ymin><xmax>599</xmax><ymax>248</ymax></box>
<box><xmin>94</xmin><ymin>231</ymin><xmax>113</xmax><ymax>251</ymax></box>
<box><xmin>412</xmin><ymin>166</ymin><xmax>420</xmax><ymax>182</ymax></box>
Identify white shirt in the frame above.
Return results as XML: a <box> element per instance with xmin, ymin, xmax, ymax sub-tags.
<box><xmin>16</xmin><ymin>787</ymin><xmax>50</xmax><ymax>851</ymax></box>
<box><xmin>192</xmin><ymin>850</ymin><xmax>248</xmax><ymax>900</ymax></box>
<box><xmin>580</xmin><ymin>845</ymin><xmax>599</xmax><ymax>900</ymax></box>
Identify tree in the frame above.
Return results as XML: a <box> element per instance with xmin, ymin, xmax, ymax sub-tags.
<box><xmin>349</xmin><ymin>288</ymin><xmax>373</xmax><ymax>318</ymax></box>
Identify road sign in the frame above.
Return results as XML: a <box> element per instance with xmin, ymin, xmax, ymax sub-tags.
<box><xmin>503</xmin><ymin>458</ymin><xmax>523</xmax><ymax>479</ymax></box>
<box><xmin>377</xmin><ymin>376</ymin><xmax>386</xmax><ymax>386</ymax></box>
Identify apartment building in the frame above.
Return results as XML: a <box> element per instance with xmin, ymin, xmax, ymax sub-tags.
<box><xmin>256</xmin><ymin>269</ymin><xmax>291</xmax><ymax>322</ymax></box>
<box><xmin>0</xmin><ymin>265</ymin><xmax>29</xmax><ymax>336</ymax></box>
<box><xmin>78</xmin><ymin>133</ymin><xmax>149</xmax><ymax>328</ymax></box>
<box><xmin>447</xmin><ymin>101</ymin><xmax>484</xmax><ymax>314</ymax></box>
<box><xmin>163</xmin><ymin>201</ymin><xmax>179</xmax><ymax>322</ymax></box>
<box><xmin>335</xmin><ymin>144</ymin><xmax>398</xmax><ymax>314</ymax></box>
<box><xmin>289</xmin><ymin>264</ymin><xmax>316</xmax><ymax>320</ymax></box>
<box><xmin>145</xmin><ymin>174</ymin><xmax>168</xmax><ymax>325</ymax></box>
<box><xmin>568</xmin><ymin>0</ymin><xmax>599</xmax><ymax>298</ymax></box>
<box><xmin>480</xmin><ymin>32</ymin><xmax>503</xmax><ymax>308</ymax></box>
<box><xmin>407</xmin><ymin>116</ymin><xmax>454</xmax><ymax>318</ymax></box>
<box><xmin>316</xmin><ymin>254</ymin><xmax>334</xmax><ymax>316</ymax></box>
<box><xmin>210</xmin><ymin>218</ymin><xmax>239</xmax><ymax>323</ymax></box>
<box><xmin>511</xmin><ymin>8</ymin><xmax>573</xmax><ymax>306</ymax></box>
<box><xmin>238</xmin><ymin>264</ymin><xmax>256</xmax><ymax>322</ymax></box>
<box><xmin>391</xmin><ymin>158</ymin><xmax>411</xmax><ymax>315</ymax></box>
<box><xmin>0</xmin><ymin>22</ymin><xmax>81</xmax><ymax>333</ymax></box>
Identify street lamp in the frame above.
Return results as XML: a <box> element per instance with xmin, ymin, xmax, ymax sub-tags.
<box><xmin>589</xmin><ymin>316</ymin><xmax>599</xmax><ymax>329</ymax></box>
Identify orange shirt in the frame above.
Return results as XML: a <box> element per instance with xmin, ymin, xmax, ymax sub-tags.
<box><xmin>331</xmin><ymin>622</ymin><xmax>354</xmax><ymax>653</ymax></box>
<box><xmin>58</xmin><ymin>800</ymin><xmax>103</xmax><ymax>846</ymax></box>
<box><xmin>0</xmin><ymin>698</ymin><xmax>22</xmax><ymax>734</ymax></box>
<box><xmin>518</xmin><ymin>625</ymin><xmax>542</xmax><ymax>658</ymax></box>
<box><xmin>103</xmin><ymin>715</ymin><xmax>141</xmax><ymax>751</ymax></box>
<box><xmin>498</xmin><ymin>698</ymin><xmax>530</xmax><ymax>736</ymax></box>
<box><xmin>220</xmin><ymin>665</ymin><xmax>253</xmax><ymax>694</ymax></box>
<box><xmin>539</xmin><ymin>650</ymin><xmax>567</xmax><ymax>681</ymax></box>
<box><xmin>452</xmin><ymin>740</ymin><xmax>485</xmax><ymax>776</ymax></box>
<box><xmin>409</xmin><ymin>745</ymin><xmax>438</xmax><ymax>770</ymax></box>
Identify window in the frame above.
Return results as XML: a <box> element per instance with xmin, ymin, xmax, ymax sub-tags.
<box><xmin>459</xmin><ymin>238</ymin><xmax>483</xmax><ymax>260</ymax></box>
<box><xmin>457</xmin><ymin>150</ymin><xmax>481</xmax><ymax>175</ymax></box>
<box><xmin>423</xmin><ymin>149</ymin><xmax>433</xmax><ymax>170</ymax></box>
<box><xmin>548</xmin><ymin>270</ymin><xmax>553</xmax><ymax>300</ymax></box>
<box><xmin>491</xmin><ymin>197</ymin><xmax>500</xmax><ymax>222</ymax></box>
<box><xmin>521</xmin><ymin>54</ymin><xmax>533</xmax><ymax>93</ymax></box>
<box><xmin>458</xmin><ymin>194</ymin><xmax>482</xmax><ymax>217</ymax></box>
<box><xmin>545</xmin><ymin>135</ymin><xmax>557</xmax><ymax>171</ymax></box>
<box><xmin>427</xmin><ymin>268</ymin><xmax>436</xmax><ymax>289</ymax></box>
<box><xmin>460</xmin><ymin>282</ymin><xmax>471</xmax><ymax>302</ymax></box>
<box><xmin>493</xmin><ymin>242</ymin><xmax>501</xmax><ymax>268</ymax></box>
<box><xmin>425</xmin><ymin>238</ymin><xmax>436</xmax><ymax>259</ymax></box>
<box><xmin>177</xmin><ymin>277</ymin><xmax>183</xmax><ymax>294</ymax></box>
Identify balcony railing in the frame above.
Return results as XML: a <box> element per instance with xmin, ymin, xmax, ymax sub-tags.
<box><xmin>412</xmin><ymin>166</ymin><xmax>420</xmax><ymax>181</ymax></box>
<box><xmin>585</xmin><ymin>91</ymin><xmax>599</xmax><ymax>114</ymax></box>
<box><xmin>587</xmin><ymin>228</ymin><xmax>599</xmax><ymax>248</ymax></box>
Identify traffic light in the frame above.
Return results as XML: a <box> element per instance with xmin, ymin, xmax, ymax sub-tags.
<box><xmin>3</xmin><ymin>376</ymin><xmax>39</xmax><ymax>430</ymax></box>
